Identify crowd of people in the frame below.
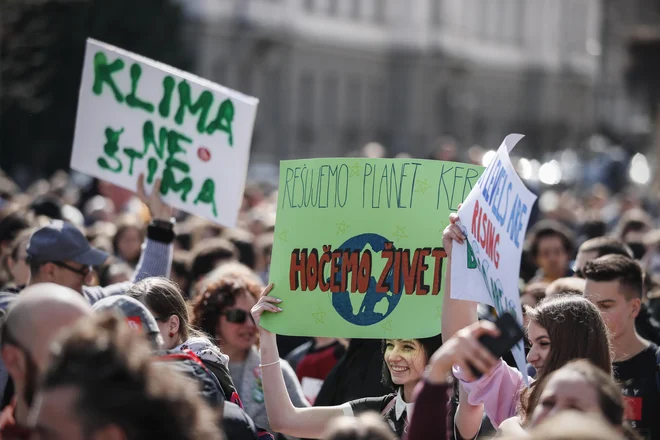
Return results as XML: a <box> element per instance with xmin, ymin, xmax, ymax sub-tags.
<box><xmin>0</xmin><ymin>160</ymin><xmax>659</xmax><ymax>440</ymax></box>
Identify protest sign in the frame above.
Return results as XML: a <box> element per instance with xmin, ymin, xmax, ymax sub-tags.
<box><xmin>260</xmin><ymin>158</ymin><xmax>484</xmax><ymax>339</ymax></box>
<box><xmin>71</xmin><ymin>39</ymin><xmax>259</xmax><ymax>227</ymax></box>
<box><xmin>450</xmin><ymin>134</ymin><xmax>537</xmax><ymax>380</ymax></box>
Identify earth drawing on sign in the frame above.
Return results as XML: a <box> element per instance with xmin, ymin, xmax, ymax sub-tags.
<box><xmin>331</xmin><ymin>233</ymin><xmax>402</xmax><ymax>326</ymax></box>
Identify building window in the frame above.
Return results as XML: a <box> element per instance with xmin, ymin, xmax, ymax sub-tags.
<box><xmin>303</xmin><ymin>0</ymin><xmax>314</xmax><ymax>13</ymax></box>
<box><xmin>322</xmin><ymin>75</ymin><xmax>339</xmax><ymax>130</ymax></box>
<box><xmin>328</xmin><ymin>0</ymin><xmax>339</xmax><ymax>16</ymax></box>
<box><xmin>373</xmin><ymin>0</ymin><xmax>386</xmax><ymax>24</ymax></box>
<box><xmin>299</xmin><ymin>73</ymin><xmax>315</xmax><ymax>126</ymax></box>
<box><xmin>350</xmin><ymin>0</ymin><xmax>361</xmax><ymax>20</ymax></box>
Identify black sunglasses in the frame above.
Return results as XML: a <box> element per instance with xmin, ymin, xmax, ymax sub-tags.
<box><xmin>224</xmin><ymin>309</ymin><xmax>254</xmax><ymax>324</ymax></box>
<box><xmin>52</xmin><ymin>261</ymin><xmax>93</xmax><ymax>277</ymax></box>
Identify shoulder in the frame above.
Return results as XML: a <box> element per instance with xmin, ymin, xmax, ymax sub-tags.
<box><xmin>223</xmin><ymin>402</ymin><xmax>259</xmax><ymax>440</ymax></box>
<box><xmin>348</xmin><ymin>393</ymin><xmax>396</xmax><ymax>414</ymax></box>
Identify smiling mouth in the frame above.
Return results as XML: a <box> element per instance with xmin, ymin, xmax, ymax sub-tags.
<box><xmin>389</xmin><ymin>365</ymin><xmax>409</xmax><ymax>373</ymax></box>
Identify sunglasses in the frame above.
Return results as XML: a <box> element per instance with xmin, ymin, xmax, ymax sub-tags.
<box><xmin>224</xmin><ymin>309</ymin><xmax>254</xmax><ymax>325</ymax></box>
<box><xmin>52</xmin><ymin>261</ymin><xmax>93</xmax><ymax>277</ymax></box>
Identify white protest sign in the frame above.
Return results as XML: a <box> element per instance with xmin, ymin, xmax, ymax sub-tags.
<box><xmin>71</xmin><ymin>39</ymin><xmax>259</xmax><ymax>227</ymax></box>
<box><xmin>450</xmin><ymin>134</ymin><xmax>537</xmax><ymax>381</ymax></box>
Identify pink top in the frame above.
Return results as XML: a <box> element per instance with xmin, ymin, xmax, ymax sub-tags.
<box><xmin>453</xmin><ymin>360</ymin><xmax>527</xmax><ymax>428</ymax></box>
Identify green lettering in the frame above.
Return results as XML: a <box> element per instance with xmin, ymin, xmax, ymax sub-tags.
<box><xmin>147</xmin><ymin>157</ymin><xmax>159</xmax><ymax>184</ymax></box>
<box><xmin>194</xmin><ymin>179</ymin><xmax>218</xmax><ymax>217</ymax></box>
<box><xmin>125</xmin><ymin>64</ymin><xmax>154</xmax><ymax>113</ymax></box>
<box><xmin>122</xmin><ymin>121</ymin><xmax>166</xmax><ymax>175</ymax></box>
<box><xmin>161</xmin><ymin>168</ymin><xmax>193</xmax><ymax>202</ymax></box>
<box><xmin>159</xmin><ymin>76</ymin><xmax>176</xmax><ymax>118</ymax></box>
<box><xmin>92</xmin><ymin>52</ymin><xmax>125</xmax><ymax>103</ymax></box>
<box><xmin>97</xmin><ymin>127</ymin><xmax>124</xmax><ymax>173</ymax></box>
<box><xmin>164</xmin><ymin>130</ymin><xmax>192</xmax><ymax>173</ymax></box>
<box><xmin>174</xmin><ymin>80</ymin><xmax>214</xmax><ymax>133</ymax></box>
<box><xmin>206</xmin><ymin>98</ymin><xmax>234</xmax><ymax>146</ymax></box>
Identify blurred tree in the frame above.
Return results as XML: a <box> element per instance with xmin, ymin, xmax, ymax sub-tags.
<box><xmin>626</xmin><ymin>27</ymin><xmax>660</xmax><ymax>192</ymax></box>
<box><xmin>0</xmin><ymin>0</ymin><xmax>190</xmax><ymax>182</ymax></box>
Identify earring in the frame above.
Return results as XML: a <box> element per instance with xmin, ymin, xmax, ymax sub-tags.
<box><xmin>168</xmin><ymin>332</ymin><xmax>175</xmax><ymax>338</ymax></box>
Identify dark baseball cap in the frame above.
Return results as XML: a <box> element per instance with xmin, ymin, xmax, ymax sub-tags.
<box><xmin>92</xmin><ymin>296</ymin><xmax>163</xmax><ymax>349</ymax></box>
<box><xmin>26</xmin><ymin>220</ymin><xmax>108</xmax><ymax>266</ymax></box>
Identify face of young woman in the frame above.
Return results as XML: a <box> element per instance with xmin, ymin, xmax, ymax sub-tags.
<box><xmin>530</xmin><ymin>370</ymin><xmax>601</xmax><ymax>427</ymax></box>
<box><xmin>526</xmin><ymin>320</ymin><xmax>551</xmax><ymax>377</ymax></box>
<box><xmin>216</xmin><ymin>293</ymin><xmax>258</xmax><ymax>354</ymax></box>
<box><xmin>384</xmin><ymin>339</ymin><xmax>428</xmax><ymax>388</ymax></box>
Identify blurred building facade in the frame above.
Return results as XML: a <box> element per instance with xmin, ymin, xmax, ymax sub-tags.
<box><xmin>596</xmin><ymin>0</ymin><xmax>660</xmax><ymax>138</ymax></box>
<box><xmin>181</xmin><ymin>0</ymin><xmax>602</xmax><ymax>161</ymax></box>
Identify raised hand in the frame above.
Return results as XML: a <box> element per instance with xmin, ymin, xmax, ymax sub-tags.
<box><xmin>251</xmin><ymin>283</ymin><xmax>283</xmax><ymax>331</ymax></box>
<box><xmin>137</xmin><ymin>173</ymin><xmax>174</xmax><ymax>221</ymax></box>
<box><xmin>443</xmin><ymin>203</ymin><xmax>465</xmax><ymax>257</ymax></box>
<box><xmin>426</xmin><ymin>320</ymin><xmax>499</xmax><ymax>383</ymax></box>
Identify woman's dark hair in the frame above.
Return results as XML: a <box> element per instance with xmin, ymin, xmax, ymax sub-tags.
<box><xmin>190</xmin><ymin>276</ymin><xmax>261</xmax><ymax>342</ymax></box>
<box><xmin>380</xmin><ymin>334</ymin><xmax>443</xmax><ymax>391</ymax></box>
<box><xmin>526</xmin><ymin>359</ymin><xmax>624</xmax><ymax>428</ymax></box>
<box><xmin>322</xmin><ymin>412</ymin><xmax>396</xmax><ymax>440</ymax></box>
<box><xmin>127</xmin><ymin>277</ymin><xmax>193</xmax><ymax>342</ymax></box>
<box><xmin>522</xmin><ymin>295</ymin><xmax>612</xmax><ymax>419</ymax></box>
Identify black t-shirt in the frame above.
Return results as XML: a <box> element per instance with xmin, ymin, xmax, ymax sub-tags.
<box><xmin>349</xmin><ymin>393</ymin><xmax>406</xmax><ymax>438</ymax></box>
<box><xmin>612</xmin><ymin>344</ymin><xmax>660</xmax><ymax>440</ymax></box>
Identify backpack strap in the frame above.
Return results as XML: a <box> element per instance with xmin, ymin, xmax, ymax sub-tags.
<box><xmin>380</xmin><ymin>395</ymin><xmax>397</xmax><ymax>418</ymax></box>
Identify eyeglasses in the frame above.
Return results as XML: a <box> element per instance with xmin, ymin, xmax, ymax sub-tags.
<box><xmin>51</xmin><ymin>261</ymin><xmax>93</xmax><ymax>277</ymax></box>
<box><xmin>224</xmin><ymin>309</ymin><xmax>254</xmax><ymax>325</ymax></box>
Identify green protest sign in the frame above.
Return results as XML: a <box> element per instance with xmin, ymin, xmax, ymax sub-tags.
<box><xmin>71</xmin><ymin>39</ymin><xmax>259</xmax><ymax>227</ymax></box>
<box><xmin>260</xmin><ymin>158</ymin><xmax>484</xmax><ymax>339</ymax></box>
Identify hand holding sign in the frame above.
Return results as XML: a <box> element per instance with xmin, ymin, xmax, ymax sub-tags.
<box><xmin>136</xmin><ymin>174</ymin><xmax>174</xmax><ymax>221</ymax></box>
<box><xmin>251</xmin><ymin>283</ymin><xmax>283</xmax><ymax>332</ymax></box>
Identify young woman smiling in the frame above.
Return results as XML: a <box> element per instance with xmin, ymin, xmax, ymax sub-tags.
<box><xmin>250</xmin><ymin>284</ymin><xmax>443</xmax><ymax>439</ymax></box>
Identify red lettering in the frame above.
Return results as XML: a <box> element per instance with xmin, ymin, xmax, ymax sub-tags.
<box><xmin>357</xmin><ymin>251</ymin><xmax>372</xmax><ymax>293</ymax></box>
<box><xmin>494</xmin><ymin>234</ymin><xmax>500</xmax><ymax>269</ymax></box>
<box><xmin>342</xmin><ymin>251</ymin><xmax>360</xmax><ymax>292</ymax></box>
<box><xmin>402</xmin><ymin>250</ymin><xmax>419</xmax><ymax>295</ymax></box>
<box><xmin>289</xmin><ymin>249</ymin><xmax>305</xmax><ymax>290</ymax></box>
<box><xmin>431</xmin><ymin>248</ymin><xmax>447</xmax><ymax>295</ymax></box>
<box><xmin>480</xmin><ymin>212</ymin><xmax>488</xmax><ymax>248</ymax></box>
<box><xmin>306</xmin><ymin>249</ymin><xmax>318</xmax><ymax>290</ymax></box>
<box><xmin>393</xmin><ymin>249</ymin><xmax>402</xmax><ymax>294</ymax></box>
<box><xmin>318</xmin><ymin>246</ymin><xmax>331</xmax><ymax>292</ymax></box>
<box><xmin>329</xmin><ymin>250</ymin><xmax>342</xmax><ymax>292</ymax></box>
<box><xmin>415</xmin><ymin>248</ymin><xmax>431</xmax><ymax>295</ymax></box>
<box><xmin>471</xmin><ymin>200</ymin><xmax>480</xmax><ymax>237</ymax></box>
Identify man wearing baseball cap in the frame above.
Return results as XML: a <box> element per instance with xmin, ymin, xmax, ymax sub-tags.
<box><xmin>25</xmin><ymin>176</ymin><xmax>177</xmax><ymax>305</ymax></box>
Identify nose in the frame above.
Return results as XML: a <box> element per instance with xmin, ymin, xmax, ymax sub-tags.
<box><xmin>526</xmin><ymin>346</ymin><xmax>538</xmax><ymax>364</ymax></box>
<box><xmin>387</xmin><ymin>346</ymin><xmax>403</xmax><ymax>362</ymax></box>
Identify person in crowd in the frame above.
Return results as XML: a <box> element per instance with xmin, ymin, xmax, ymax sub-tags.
<box><xmin>111</xmin><ymin>214</ymin><xmax>145</xmax><ymax>267</ymax></box>
<box><xmin>573</xmin><ymin>236</ymin><xmax>632</xmax><ymax>277</ymax></box>
<box><xmin>91</xmin><ymin>295</ymin><xmax>164</xmax><ymax>349</ymax></box>
<box><xmin>97</xmin><ymin>260</ymin><xmax>133</xmax><ymax>286</ymax></box>
<box><xmin>544</xmin><ymin>277</ymin><xmax>585</xmax><ymax>298</ymax></box>
<box><xmin>3</xmin><ymin>229</ymin><xmax>34</xmax><ymax>288</ymax></box>
<box><xmin>171</xmin><ymin>250</ymin><xmax>192</xmax><ymax>299</ymax></box>
<box><xmin>527</xmin><ymin>220</ymin><xmax>575</xmax><ymax>283</ymax></box>
<box><xmin>127</xmin><ymin>277</ymin><xmax>230</xmax><ymax>366</ymax></box>
<box><xmin>441</xmin><ymin>213</ymin><xmax>611</xmax><ymax>439</ymax></box>
<box><xmin>191</xmin><ymin>276</ymin><xmax>307</xmax><ymax>434</ymax></box>
<box><xmin>582</xmin><ymin>255</ymin><xmax>660</xmax><ymax>439</ymax></box>
<box><xmin>406</xmin><ymin>326</ymin><xmax>632</xmax><ymax>440</ymax></box>
<box><xmin>222</xmin><ymin>228</ymin><xmax>257</xmax><ymax>270</ymax></box>
<box><xmin>27</xmin><ymin>313</ymin><xmax>223</xmax><ymax>440</ymax></box>
<box><xmin>0</xmin><ymin>283</ymin><xmax>91</xmax><ymax>434</ymax></box>
<box><xmin>286</xmin><ymin>337</ymin><xmax>347</xmax><ymax>403</ymax></box>
<box><xmin>189</xmin><ymin>237</ymin><xmax>238</xmax><ymax>283</ymax></box>
<box><xmin>520</xmin><ymin>282</ymin><xmax>547</xmax><ymax>310</ymax></box>
<box><xmin>250</xmin><ymin>284</ymin><xmax>443</xmax><ymax>439</ymax></box>
<box><xmin>615</xmin><ymin>208</ymin><xmax>652</xmax><ymax>260</ymax></box>
<box><xmin>321</xmin><ymin>413</ymin><xmax>396</xmax><ymax>440</ymax></box>
<box><xmin>24</xmin><ymin>176</ymin><xmax>175</xmax><ymax>304</ymax></box>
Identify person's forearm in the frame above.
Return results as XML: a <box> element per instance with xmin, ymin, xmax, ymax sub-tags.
<box><xmin>132</xmin><ymin>237</ymin><xmax>173</xmax><ymax>282</ymax></box>
<box><xmin>259</xmin><ymin>331</ymin><xmax>341</xmax><ymax>438</ymax></box>
<box><xmin>441</xmin><ymin>257</ymin><xmax>478</xmax><ymax>342</ymax></box>
<box><xmin>405</xmin><ymin>381</ymin><xmax>451</xmax><ymax>440</ymax></box>
<box><xmin>455</xmin><ymin>385</ymin><xmax>483</xmax><ymax>440</ymax></box>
